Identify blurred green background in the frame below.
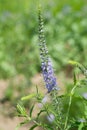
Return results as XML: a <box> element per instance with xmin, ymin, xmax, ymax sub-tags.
<box><xmin>0</xmin><ymin>0</ymin><xmax>87</xmax><ymax>126</ymax></box>
<box><xmin>0</xmin><ymin>0</ymin><xmax>87</xmax><ymax>79</ymax></box>
<box><xmin>0</xmin><ymin>0</ymin><xmax>87</xmax><ymax>130</ymax></box>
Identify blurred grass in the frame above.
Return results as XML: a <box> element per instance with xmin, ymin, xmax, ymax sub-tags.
<box><xmin>0</xmin><ymin>0</ymin><xmax>87</xmax><ymax>78</ymax></box>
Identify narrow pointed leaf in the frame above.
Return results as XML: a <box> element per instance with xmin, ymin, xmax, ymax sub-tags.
<box><xmin>15</xmin><ymin>120</ymin><xmax>29</xmax><ymax>130</ymax></box>
<box><xmin>21</xmin><ymin>94</ymin><xmax>36</xmax><ymax>101</ymax></box>
<box><xmin>30</xmin><ymin>105</ymin><xmax>35</xmax><ymax>118</ymax></box>
<box><xmin>29</xmin><ymin>124</ymin><xmax>38</xmax><ymax>130</ymax></box>
<box><xmin>73</xmin><ymin>72</ymin><xmax>77</xmax><ymax>85</ymax></box>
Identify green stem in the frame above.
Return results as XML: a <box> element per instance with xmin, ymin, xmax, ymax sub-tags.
<box><xmin>64</xmin><ymin>85</ymin><xmax>77</xmax><ymax>130</ymax></box>
<box><xmin>51</xmin><ymin>90</ymin><xmax>62</xmax><ymax>129</ymax></box>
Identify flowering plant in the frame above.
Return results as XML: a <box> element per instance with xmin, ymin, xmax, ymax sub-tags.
<box><xmin>16</xmin><ymin>6</ymin><xmax>87</xmax><ymax>130</ymax></box>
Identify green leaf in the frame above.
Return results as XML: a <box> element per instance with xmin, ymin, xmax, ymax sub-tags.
<box><xmin>73</xmin><ymin>71</ymin><xmax>77</xmax><ymax>85</ymax></box>
<box><xmin>78</xmin><ymin>122</ymin><xmax>84</xmax><ymax>130</ymax></box>
<box><xmin>21</xmin><ymin>93</ymin><xmax>36</xmax><ymax>101</ymax></box>
<box><xmin>17</xmin><ymin>103</ymin><xmax>27</xmax><ymax>117</ymax></box>
<box><xmin>29</xmin><ymin>124</ymin><xmax>38</xmax><ymax>130</ymax></box>
<box><xmin>37</xmin><ymin>109</ymin><xmax>46</xmax><ymax>119</ymax></box>
<box><xmin>36</xmin><ymin>86</ymin><xmax>39</xmax><ymax>94</ymax></box>
<box><xmin>69</xmin><ymin>60</ymin><xmax>87</xmax><ymax>76</ymax></box>
<box><xmin>68</xmin><ymin>60</ymin><xmax>78</xmax><ymax>66</ymax></box>
<box><xmin>30</xmin><ymin>105</ymin><xmax>35</xmax><ymax>118</ymax></box>
<box><xmin>15</xmin><ymin>120</ymin><xmax>29</xmax><ymax>130</ymax></box>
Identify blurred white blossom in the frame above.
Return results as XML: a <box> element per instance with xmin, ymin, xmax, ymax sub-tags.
<box><xmin>47</xmin><ymin>114</ymin><xmax>55</xmax><ymax>123</ymax></box>
<box><xmin>38</xmin><ymin>95</ymin><xmax>48</xmax><ymax>108</ymax></box>
<box><xmin>83</xmin><ymin>92</ymin><xmax>87</xmax><ymax>99</ymax></box>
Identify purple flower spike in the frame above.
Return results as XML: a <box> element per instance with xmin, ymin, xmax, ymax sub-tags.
<box><xmin>41</xmin><ymin>58</ymin><xmax>57</xmax><ymax>92</ymax></box>
<box><xmin>38</xmin><ymin>7</ymin><xmax>59</xmax><ymax>93</ymax></box>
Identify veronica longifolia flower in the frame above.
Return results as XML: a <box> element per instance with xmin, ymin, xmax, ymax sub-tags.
<box><xmin>41</xmin><ymin>58</ymin><xmax>57</xmax><ymax>92</ymax></box>
<box><xmin>38</xmin><ymin>6</ymin><xmax>59</xmax><ymax>93</ymax></box>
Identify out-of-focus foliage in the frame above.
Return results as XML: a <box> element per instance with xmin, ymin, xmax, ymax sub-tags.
<box><xmin>0</xmin><ymin>0</ymin><xmax>87</xmax><ymax>79</ymax></box>
<box><xmin>0</xmin><ymin>0</ymin><xmax>39</xmax><ymax>78</ymax></box>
